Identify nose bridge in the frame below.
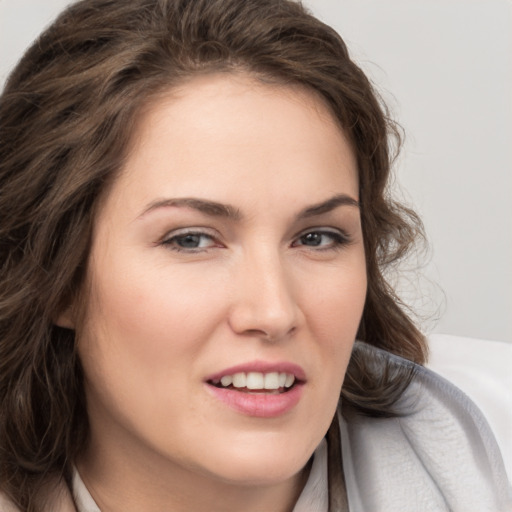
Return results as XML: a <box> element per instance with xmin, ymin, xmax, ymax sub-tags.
<box><xmin>229</xmin><ymin>244</ymin><xmax>299</xmax><ymax>339</ymax></box>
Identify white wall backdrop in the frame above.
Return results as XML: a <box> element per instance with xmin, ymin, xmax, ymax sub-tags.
<box><xmin>2</xmin><ymin>0</ymin><xmax>511</xmax><ymax>342</ymax></box>
<box><xmin>304</xmin><ymin>0</ymin><xmax>512</xmax><ymax>343</ymax></box>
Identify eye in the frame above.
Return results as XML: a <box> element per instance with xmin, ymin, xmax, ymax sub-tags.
<box><xmin>292</xmin><ymin>229</ymin><xmax>349</xmax><ymax>250</ymax></box>
<box><xmin>161</xmin><ymin>230</ymin><xmax>220</xmax><ymax>252</ymax></box>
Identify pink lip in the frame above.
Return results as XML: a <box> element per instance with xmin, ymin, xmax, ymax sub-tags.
<box><xmin>204</xmin><ymin>360</ymin><xmax>306</xmax><ymax>418</ymax></box>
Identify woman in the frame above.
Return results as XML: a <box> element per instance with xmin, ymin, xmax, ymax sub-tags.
<box><xmin>0</xmin><ymin>0</ymin><xmax>510</xmax><ymax>511</ymax></box>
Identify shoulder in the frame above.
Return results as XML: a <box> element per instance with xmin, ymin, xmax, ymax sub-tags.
<box><xmin>340</xmin><ymin>342</ymin><xmax>512</xmax><ymax>512</ymax></box>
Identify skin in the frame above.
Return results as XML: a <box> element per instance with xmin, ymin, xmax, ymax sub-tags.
<box><xmin>63</xmin><ymin>73</ymin><xmax>367</xmax><ymax>512</ymax></box>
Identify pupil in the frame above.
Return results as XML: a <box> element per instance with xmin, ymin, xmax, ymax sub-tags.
<box><xmin>303</xmin><ymin>232</ymin><xmax>321</xmax><ymax>246</ymax></box>
<box><xmin>179</xmin><ymin>234</ymin><xmax>200</xmax><ymax>248</ymax></box>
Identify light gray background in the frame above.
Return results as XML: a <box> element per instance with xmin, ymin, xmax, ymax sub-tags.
<box><xmin>2</xmin><ymin>0</ymin><xmax>511</xmax><ymax>342</ymax></box>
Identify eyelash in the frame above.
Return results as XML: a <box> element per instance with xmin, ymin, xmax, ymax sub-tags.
<box><xmin>160</xmin><ymin>230</ymin><xmax>219</xmax><ymax>253</ymax></box>
<box><xmin>292</xmin><ymin>229</ymin><xmax>351</xmax><ymax>250</ymax></box>
<box><xmin>160</xmin><ymin>228</ymin><xmax>351</xmax><ymax>253</ymax></box>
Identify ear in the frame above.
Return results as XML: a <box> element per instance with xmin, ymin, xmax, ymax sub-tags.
<box><xmin>54</xmin><ymin>305</ymin><xmax>75</xmax><ymax>330</ymax></box>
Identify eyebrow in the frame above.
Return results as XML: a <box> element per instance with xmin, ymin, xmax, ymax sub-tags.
<box><xmin>138</xmin><ymin>194</ymin><xmax>359</xmax><ymax>221</ymax></box>
<box><xmin>139</xmin><ymin>197</ymin><xmax>243</xmax><ymax>220</ymax></box>
<box><xmin>297</xmin><ymin>194</ymin><xmax>360</xmax><ymax>218</ymax></box>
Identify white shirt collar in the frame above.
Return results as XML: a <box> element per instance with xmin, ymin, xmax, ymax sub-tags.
<box><xmin>72</xmin><ymin>469</ymin><xmax>100</xmax><ymax>512</ymax></box>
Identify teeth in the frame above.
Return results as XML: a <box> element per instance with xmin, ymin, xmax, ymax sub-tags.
<box><xmin>284</xmin><ymin>374</ymin><xmax>295</xmax><ymax>388</ymax></box>
<box><xmin>232</xmin><ymin>372</ymin><xmax>246</xmax><ymax>388</ymax></box>
<box><xmin>246</xmin><ymin>372</ymin><xmax>264</xmax><ymax>389</ymax></box>
<box><xmin>220</xmin><ymin>375</ymin><xmax>233</xmax><ymax>387</ymax></box>
<box><xmin>215</xmin><ymin>371</ymin><xmax>296</xmax><ymax>390</ymax></box>
<box><xmin>264</xmin><ymin>372</ymin><xmax>279</xmax><ymax>389</ymax></box>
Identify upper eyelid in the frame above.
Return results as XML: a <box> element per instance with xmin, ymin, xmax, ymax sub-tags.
<box><xmin>294</xmin><ymin>226</ymin><xmax>350</xmax><ymax>239</ymax></box>
<box><xmin>158</xmin><ymin>226</ymin><xmax>351</xmax><ymax>246</ymax></box>
<box><xmin>291</xmin><ymin>228</ymin><xmax>352</xmax><ymax>249</ymax></box>
<box><xmin>159</xmin><ymin>230</ymin><xmax>221</xmax><ymax>252</ymax></box>
<box><xmin>160</xmin><ymin>227</ymin><xmax>219</xmax><ymax>241</ymax></box>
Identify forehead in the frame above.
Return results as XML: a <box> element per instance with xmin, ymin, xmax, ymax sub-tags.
<box><xmin>105</xmin><ymin>72</ymin><xmax>358</xmax><ymax>216</ymax></box>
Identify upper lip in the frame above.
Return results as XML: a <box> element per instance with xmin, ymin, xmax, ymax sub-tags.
<box><xmin>205</xmin><ymin>361</ymin><xmax>307</xmax><ymax>383</ymax></box>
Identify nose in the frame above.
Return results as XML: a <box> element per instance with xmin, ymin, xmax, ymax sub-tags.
<box><xmin>228</xmin><ymin>250</ymin><xmax>300</xmax><ymax>342</ymax></box>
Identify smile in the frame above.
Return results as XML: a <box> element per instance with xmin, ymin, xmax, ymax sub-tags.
<box><xmin>209</xmin><ymin>371</ymin><xmax>296</xmax><ymax>393</ymax></box>
<box><xmin>205</xmin><ymin>362</ymin><xmax>305</xmax><ymax>417</ymax></box>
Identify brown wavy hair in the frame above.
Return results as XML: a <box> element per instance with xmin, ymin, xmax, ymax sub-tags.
<box><xmin>0</xmin><ymin>0</ymin><xmax>426</xmax><ymax>509</ymax></box>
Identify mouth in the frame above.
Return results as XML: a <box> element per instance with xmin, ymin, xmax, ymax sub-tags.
<box><xmin>204</xmin><ymin>363</ymin><xmax>305</xmax><ymax>417</ymax></box>
<box><xmin>207</xmin><ymin>371</ymin><xmax>298</xmax><ymax>395</ymax></box>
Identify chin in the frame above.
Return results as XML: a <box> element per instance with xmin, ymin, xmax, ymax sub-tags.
<box><xmin>195</xmin><ymin>435</ymin><xmax>317</xmax><ymax>487</ymax></box>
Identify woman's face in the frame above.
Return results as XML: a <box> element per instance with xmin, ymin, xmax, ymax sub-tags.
<box><xmin>74</xmin><ymin>74</ymin><xmax>366</xmax><ymax>490</ymax></box>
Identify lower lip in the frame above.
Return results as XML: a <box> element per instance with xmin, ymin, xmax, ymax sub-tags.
<box><xmin>205</xmin><ymin>383</ymin><xmax>304</xmax><ymax>418</ymax></box>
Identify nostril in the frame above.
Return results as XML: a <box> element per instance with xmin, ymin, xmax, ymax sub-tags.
<box><xmin>226</xmin><ymin>271</ymin><xmax>300</xmax><ymax>339</ymax></box>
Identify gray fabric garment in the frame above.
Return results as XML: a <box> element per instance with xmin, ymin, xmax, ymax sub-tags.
<box><xmin>340</xmin><ymin>345</ymin><xmax>512</xmax><ymax>511</ymax></box>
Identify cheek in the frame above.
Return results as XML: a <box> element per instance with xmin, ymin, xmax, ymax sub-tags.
<box><xmin>305</xmin><ymin>255</ymin><xmax>367</xmax><ymax>337</ymax></box>
<box><xmin>84</xmin><ymin>255</ymin><xmax>226</xmax><ymax>358</ymax></box>
<box><xmin>317</xmin><ymin>265</ymin><xmax>366</xmax><ymax>380</ymax></box>
<box><xmin>76</xmin><ymin>257</ymin><xmax>231</xmax><ymax>428</ymax></box>
<box><xmin>302</xmin><ymin>257</ymin><xmax>367</xmax><ymax>407</ymax></box>
<box><xmin>76</xmin><ymin>264</ymin><xmax>222</xmax><ymax>435</ymax></box>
